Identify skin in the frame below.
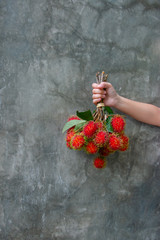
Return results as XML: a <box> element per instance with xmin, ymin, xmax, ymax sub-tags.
<box><xmin>92</xmin><ymin>82</ymin><xmax>160</xmax><ymax>127</ymax></box>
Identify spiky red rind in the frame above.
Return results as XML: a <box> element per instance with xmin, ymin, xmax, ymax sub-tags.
<box><xmin>85</xmin><ymin>141</ymin><xmax>98</xmax><ymax>154</ymax></box>
<box><xmin>119</xmin><ymin>135</ymin><xmax>129</xmax><ymax>151</ymax></box>
<box><xmin>111</xmin><ymin>115</ymin><xmax>125</xmax><ymax>133</ymax></box>
<box><xmin>66</xmin><ymin>141</ymin><xmax>72</xmax><ymax>149</ymax></box>
<box><xmin>67</xmin><ymin>115</ymin><xmax>80</xmax><ymax>122</ymax></box>
<box><xmin>119</xmin><ymin>144</ymin><xmax>128</xmax><ymax>151</ymax></box>
<box><xmin>71</xmin><ymin>134</ymin><xmax>85</xmax><ymax>150</ymax></box>
<box><xmin>83</xmin><ymin>121</ymin><xmax>97</xmax><ymax>138</ymax></box>
<box><xmin>66</xmin><ymin>115</ymin><xmax>81</xmax><ymax>132</ymax></box>
<box><xmin>95</xmin><ymin>121</ymin><xmax>104</xmax><ymax>130</ymax></box>
<box><xmin>66</xmin><ymin>130</ymin><xmax>76</xmax><ymax>148</ymax></box>
<box><xmin>94</xmin><ymin>131</ymin><xmax>109</xmax><ymax>147</ymax></box>
<box><xmin>109</xmin><ymin>134</ymin><xmax>121</xmax><ymax>150</ymax></box>
<box><xmin>121</xmin><ymin>135</ymin><xmax>129</xmax><ymax>145</ymax></box>
<box><xmin>93</xmin><ymin>157</ymin><xmax>106</xmax><ymax>169</ymax></box>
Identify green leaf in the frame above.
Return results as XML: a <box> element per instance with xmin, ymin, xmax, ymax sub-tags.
<box><xmin>76</xmin><ymin>110</ymin><xmax>93</xmax><ymax>121</ymax></box>
<box><xmin>62</xmin><ymin>120</ymin><xmax>86</xmax><ymax>133</ymax></box>
<box><xmin>74</xmin><ymin>121</ymin><xmax>87</xmax><ymax>131</ymax></box>
<box><xmin>105</xmin><ymin>116</ymin><xmax>114</xmax><ymax>133</ymax></box>
<box><xmin>103</xmin><ymin>106</ymin><xmax>114</xmax><ymax>114</ymax></box>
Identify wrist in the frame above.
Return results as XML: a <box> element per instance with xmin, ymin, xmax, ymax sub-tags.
<box><xmin>112</xmin><ymin>94</ymin><xmax>122</xmax><ymax>109</ymax></box>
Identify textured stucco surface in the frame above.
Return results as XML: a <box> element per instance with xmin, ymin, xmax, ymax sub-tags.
<box><xmin>0</xmin><ymin>0</ymin><xmax>160</xmax><ymax>239</ymax></box>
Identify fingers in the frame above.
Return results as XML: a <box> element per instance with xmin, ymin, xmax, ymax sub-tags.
<box><xmin>92</xmin><ymin>89</ymin><xmax>102</xmax><ymax>104</ymax></box>
<box><xmin>92</xmin><ymin>94</ymin><xmax>106</xmax><ymax>100</ymax></box>
<box><xmin>92</xmin><ymin>82</ymin><xmax>113</xmax><ymax>105</ymax></box>
<box><xmin>92</xmin><ymin>88</ymin><xmax>106</xmax><ymax>105</ymax></box>
<box><xmin>92</xmin><ymin>88</ymin><xmax>106</xmax><ymax>95</ymax></box>
<box><xmin>92</xmin><ymin>83</ymin><xmax>100</xmax><ymax>89</ymax></box>
<box><xmin>93</xmin><ymin>98</ymin><xmax>101</xmax><ymax>105</ymax></box>
<box><xmin>92</xmin><ymin>82</ymin><xmax>112</xmax><ymax>90</ymax></box>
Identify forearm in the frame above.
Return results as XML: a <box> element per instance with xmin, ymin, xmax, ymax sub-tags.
<box><xmin>114</xmin><ymin>96</ymin><xmax>160</xmax><ymax>127</ymax></box>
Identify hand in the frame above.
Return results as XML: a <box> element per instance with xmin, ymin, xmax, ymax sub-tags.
<box><xmin>92</xmin><ymin>82</ymin><xmax>119</xmax><ymax>107</ymax></box>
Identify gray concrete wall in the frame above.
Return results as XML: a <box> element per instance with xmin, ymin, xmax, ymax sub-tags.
<box><xmin>0</xmin><ymin>0</ymin><xmax>160</xmax><ymax>239</ymax></box>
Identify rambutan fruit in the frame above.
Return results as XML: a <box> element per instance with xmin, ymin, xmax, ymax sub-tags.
<box><xmin>67</xmin><ymin>115</ymin><xmax>80</xmax><ymax>132</ymax></box>
<box><xmin>109</xmin><ymin>134</ymin><xmax>121</xmax><ymax>151</ymax></box>
<box><xmin>99</xmin><ymin>146</ymin><xmax>110</xmax><ymax>157</ymax></box>
<box><xmin>93</xmin><ymin>157</ymin><xmax>106</xmax><ymax>169</ymax></box>
<box><xmin>95</xmin><ymin>121</ymin><xmax>104</xmax><ymax>130</ymax></box>
<box><xmin>71</xmin><ymin>134</ymin><xmax>85</xmax><ymax>150</ymax></box>
<box><xmin>66</xmin><ymin>129</ymin><xmax>75</xmax><ymax>149</ymax></box>
<box><xmin>83</xmin><ymin>121</ymin><xmax>97</xmax><ymax>138</ymax></box>
<box><xmin>85</xmin><ymin>141</ymin><xmax>98</xmax><ymax>154</ymax></box>
<box><xmin>111</xmin><ymin>115</ymin><xmax>125</xmax><ymax>133</ymax></box>
<box><xmin>80</xmin><ymin>131</ymin><xmax>89</xmax><ymax>142</ymax></box>
<box><xmin>66</xmin><ymin>141</ymin><xmax>71</xmax><ymax>149</ymax></box>
<box><xmin>94</xmin><ymin>131</ymin><xmax>109</xmax><ymax>147</ymax></box>
<box><xmin>67</xmin><ymin>115</ymin><xmax>80</xmax><ymax>122</ymax></box>
<box><xmin>119</xmin><ymin>135</ymin><xmax>129</xmax><ymax>151</ymax></box>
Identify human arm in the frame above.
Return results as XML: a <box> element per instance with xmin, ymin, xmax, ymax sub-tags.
<box><xmin>92</xmin><ymin>82</ymin><xmax>160</xmax><ymax>127</ymax></box>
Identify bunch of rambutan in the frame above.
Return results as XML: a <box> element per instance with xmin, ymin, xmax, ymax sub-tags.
<box><xmin>63</xmin><ymin>111</ymin><xmax>129</xmax><ymax>169</ymax></box>
<box><xmin>63</xmin><ymin>69</ymin><xmax>129</xmax><ymax>169</ymax></box>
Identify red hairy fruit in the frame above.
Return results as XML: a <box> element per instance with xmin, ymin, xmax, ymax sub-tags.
<box><xmin>67</xmin><ymin>115</ymin><xmax>80</xmax><ymax>132</ymax></box>
<box><xmin>85</xmin><ymin>141</ymin><xmax>98</xmax><ymax>154</ymax></box>
<box><xmin>83</xmin><ymin>121</ymin><xmax>97</xmax><ymax>138</ymax></box>
<box><xmin>119</xmin><ymin>135</ymin><xmax>129</xmax><ymax>151</ymax></box>
<box><xmin>71</xmin><ymin>134</ymin><xmax>85</xmax><ymax>150</ymax></box>
<box><xmin>67</xmin><ymin>115</ymin><xmax>80</xmax><ymax>122</ymax></box>
<box><xmin>109</xmin><ymin>134</ymin><xmax>121</xmax><ymax>150</ymax></box>
<box><xmin>93</xmin><ymin>157</ymin><xmax>106</xmax><ymax>169</ymax></box>
<box><xmin>66</xmin><ymin>129</ymin><xmax>75</xmax><ymax>149</ymax></box>
<box><xmin>94</xmin><ymin>131</ymin><xmax>109</xmax><ymax>147</ymax></box>
<box><xmin>111</xmin><ymin>115</ymin><xmax>125</xmax><ymax>133</ymax></box>
<box><xmin>95</xmin><ymin>121</ymin><xmax>104</xmax><ymax>130</ymax></box>
<box><xmin>66</xmin><ymin>141</ymin><xmax>71</xmax><ymax>149</ymax></box>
